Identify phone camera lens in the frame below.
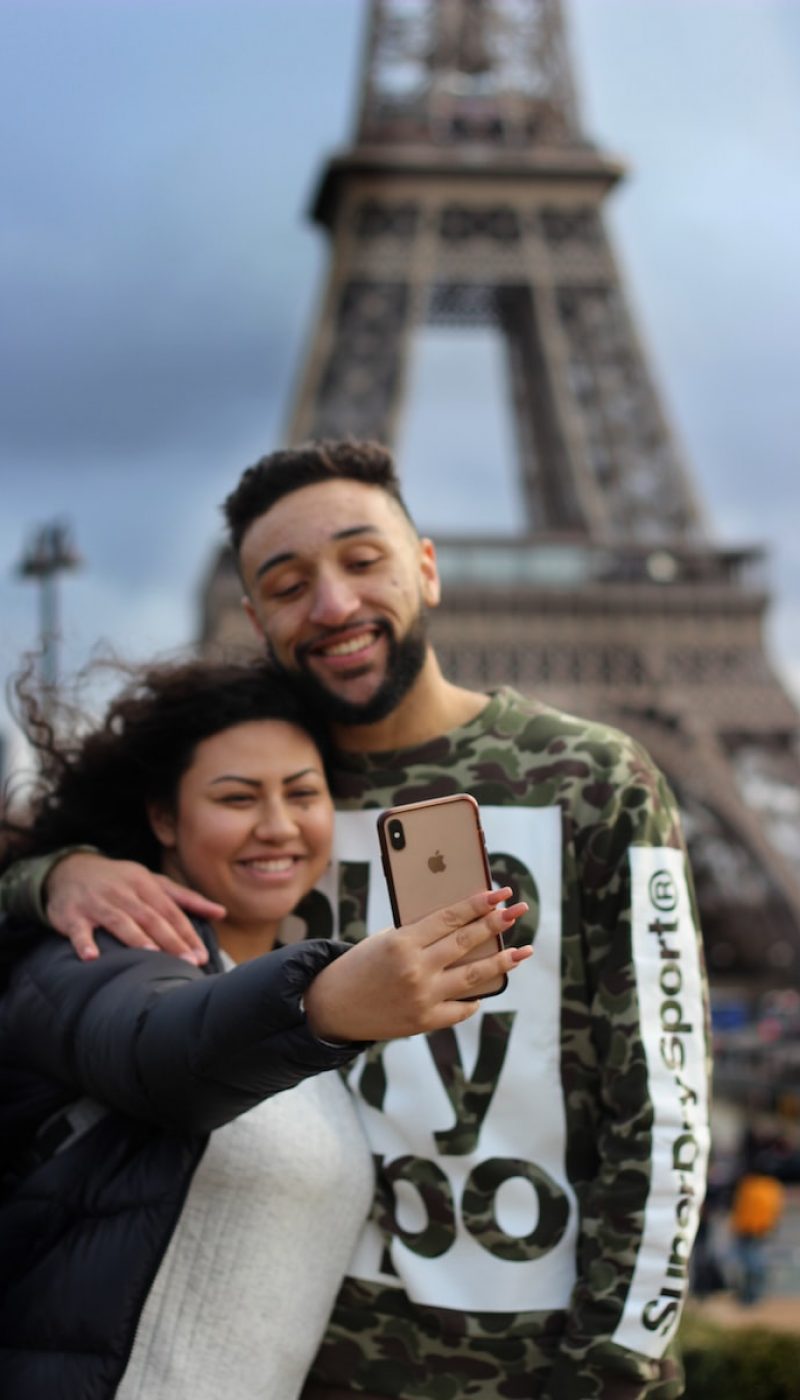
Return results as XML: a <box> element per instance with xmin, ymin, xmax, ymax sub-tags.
<box><xmin>388</xmin><ymin>819</ymin><xmax>405</xmax><ymax>850</ymax></box>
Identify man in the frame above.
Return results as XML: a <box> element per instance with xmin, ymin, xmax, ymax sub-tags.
<box><xmin>2</xmin><ymin>440</ymin><xmax>711</xmax><ymax>1399</ymax></box>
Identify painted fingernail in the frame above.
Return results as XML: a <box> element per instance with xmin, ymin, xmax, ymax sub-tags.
<box><xmin>501</xmin><ymin>906</ymin><xmax>524</xmax><ymax>922</ymax></box>
<box><xmin>488</xmin><ymin>887</ymin><xmax>512</xmax><ymax>904</ymax></box>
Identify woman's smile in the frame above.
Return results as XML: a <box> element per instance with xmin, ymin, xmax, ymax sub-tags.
<box><xmin>235</xmin><ymin>853</ymin><xmax>307</xmax><ymax>882</ymax></box>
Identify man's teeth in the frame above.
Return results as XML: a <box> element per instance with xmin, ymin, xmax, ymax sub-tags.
<box><xmin>245</xmin><ymin>858</ymin><xmax>295</xmax><ymax>873</ymax></box>
<box><xmin>320</xmin><ymin>631</ymin><xmax>373</xmax><ymax>658</ymax></box>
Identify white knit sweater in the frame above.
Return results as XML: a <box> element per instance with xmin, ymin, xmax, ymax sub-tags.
<box><xmin>117</xmin><ymin>993</ymin><xmax>374</xmax><ymax>1400</ymax></box>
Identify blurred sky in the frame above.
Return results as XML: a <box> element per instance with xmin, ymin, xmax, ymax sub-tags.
<box><xmin>2</xmin><ymin>0</ymin><xmax>800</xmax><ymax>773</ymax></box>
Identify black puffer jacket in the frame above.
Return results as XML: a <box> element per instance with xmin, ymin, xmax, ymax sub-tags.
<box><xmin>0</xmin><ymin>921</ymin><xmax>361</xmax><ymax>1400</ymax></box>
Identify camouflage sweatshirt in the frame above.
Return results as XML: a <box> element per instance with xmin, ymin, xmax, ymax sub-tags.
<box><xmin>1</xmin><ymin>688</ymin><xmax>710</xmax><ymax>1399</ymax></box>
<box><xmin>305</xmin><ymin>688</ymin><xmax>711</xmax><ymax>1400</ymax></box>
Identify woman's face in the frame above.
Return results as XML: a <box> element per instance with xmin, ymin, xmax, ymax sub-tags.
<box><xmin>150</xmin><ymin>719</ymin><xmax>333</xmax><ymax>937</ymax></box>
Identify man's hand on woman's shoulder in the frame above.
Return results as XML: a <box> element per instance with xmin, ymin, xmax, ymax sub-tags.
<box><xmin>45</xmin><ymin>851</ymin><xmax>217</xmax><ymax>964</ymax></box>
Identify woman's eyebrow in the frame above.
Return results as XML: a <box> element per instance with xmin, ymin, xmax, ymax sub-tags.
<box><xmin>283</xmin><ymin>767</ymin><xmax>322</xmax><ymax>785</ymax></box>
<box><xmin>208</xmin><ymin>775</ymin><xmax>261</xmax><ymax>788</ymax></box>
<box><xmin>207</xmin><ymin>768</ymin><xmax>322</xmax><ymax>788</ymax></box>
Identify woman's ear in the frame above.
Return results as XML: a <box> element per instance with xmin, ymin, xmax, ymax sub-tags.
<box><xmin>147</xmin><ymin>801</ymin><xmax>177</xmax><ymax>849</ymax></box>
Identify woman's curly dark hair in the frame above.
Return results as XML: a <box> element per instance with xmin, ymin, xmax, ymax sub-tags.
<box><xmin>1</xmin><ymin>658</ymin><xmax>330</xmax><ymax>875</ymax></box>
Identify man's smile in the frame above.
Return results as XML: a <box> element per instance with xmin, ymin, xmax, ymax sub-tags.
<box><xmin>301</xmin><ymin>622</ymin><xmax>388</xmax><ymax>673</ymax></box>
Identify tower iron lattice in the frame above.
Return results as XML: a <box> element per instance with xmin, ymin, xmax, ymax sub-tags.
<box><xmin>201</xmin><ymin>0</ymin><xmax>800</xmax><ymax>989</ymax></box>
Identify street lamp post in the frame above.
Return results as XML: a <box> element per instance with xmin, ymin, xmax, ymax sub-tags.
<box><xmin>16</xmin><ymin>521</ymin><xmax>82</xmax><ymax>707</ymax></box>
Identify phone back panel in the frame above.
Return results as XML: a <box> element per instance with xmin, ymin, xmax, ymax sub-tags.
<box><xmin>377</xmin><ymin>794</ymin><xmax>492</xmax><ymax>926</ymax></box>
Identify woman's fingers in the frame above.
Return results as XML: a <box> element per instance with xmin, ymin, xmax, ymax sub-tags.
<box><xmin>437</xmin><ymin>942</ymin><xmax>533</xmax><ymax>1008</ymax></box>
<box><xmin>445</xmin><ymin>896</ymin><xmax>526</xmax><ymax>963</ymax></box>
<box><xmin>405</xmin><ymin>887</ymin><xmax>515</xmax><ymax>948</ymax></box>
<box><xmin>425</xmin><ymin>897</ymin><xmax>528</xmax><ymax>968</ymax></box>
<box><xmin>304</xmin><ymin>890</ymin><xmax>532</xmax><ymax>1043</ymax></box>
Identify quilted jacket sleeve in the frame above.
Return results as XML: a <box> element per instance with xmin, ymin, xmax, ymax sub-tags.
<box><xmin>2</xmin><ymin>930</ymin><xmax>363</xmax><ymax>1134</ymax></box>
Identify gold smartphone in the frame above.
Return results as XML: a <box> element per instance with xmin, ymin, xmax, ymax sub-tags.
<box><xmin>377</xmin><ymin>794</ymin><xmax>506</xmax><ymax>998</ymax></box>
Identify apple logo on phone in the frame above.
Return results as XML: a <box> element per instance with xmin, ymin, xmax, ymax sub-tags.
<box><xmin>428</xmin><ymin>850</ymin><xmax>446</xmax><ymax>873</ymax></box>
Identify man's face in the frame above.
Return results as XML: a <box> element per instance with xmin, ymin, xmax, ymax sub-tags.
<box><xmin>238</xmin><ymin>479</ymin><xmax>440</xmax><ymax>724</ymax></box>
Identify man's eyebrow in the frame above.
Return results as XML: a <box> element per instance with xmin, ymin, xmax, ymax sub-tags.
<box><xmin>255</xmin><ymin>551</ymin><xmax>292</xmax><ymax>581</ymax></box>
<box><xmin>254</xmin><ymin>525</ymin><xmax>383</xmax><ymax>581</ymax></box>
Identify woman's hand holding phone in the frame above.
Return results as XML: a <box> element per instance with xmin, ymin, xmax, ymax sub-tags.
<box><xmin>303</xmin><ymin>887</ymin><xmax>530</xmax><ymax>1044</ymax></box>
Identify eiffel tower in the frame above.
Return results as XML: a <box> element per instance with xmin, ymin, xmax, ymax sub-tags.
<box><xmin>201</xmin><ymin>0</ymin><xmax>800</xmax><ymax>990</ymax></box>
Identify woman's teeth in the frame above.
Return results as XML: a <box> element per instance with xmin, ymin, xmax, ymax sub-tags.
<box><xmin>243</xmin><ymin>858</ymin><xmax>295</xmax><ymax>872</ymax></box>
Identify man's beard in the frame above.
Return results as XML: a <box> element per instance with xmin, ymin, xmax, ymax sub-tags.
<box><xmin>267</xmin><ymin>613</ymin><xmax>429</xmax><ymax>727</ymax></box>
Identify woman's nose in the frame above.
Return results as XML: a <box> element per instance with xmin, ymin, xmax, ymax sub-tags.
<box><xmin>253</xmin><ymin>801</ymin><xmax>298</xmax><ymax>841</ymax></box>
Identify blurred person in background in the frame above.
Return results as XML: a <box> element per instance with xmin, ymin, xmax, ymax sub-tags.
<box><xmin>730</xmin><ymin>1126</ymin><xmax>787</xmax><ymax>1305</ymax></box>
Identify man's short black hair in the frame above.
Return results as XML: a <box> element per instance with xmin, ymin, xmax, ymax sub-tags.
<box><xmin>223</xmin><ymin>438</ymin><xmax>416</xmax><ymax>554</ymax></box>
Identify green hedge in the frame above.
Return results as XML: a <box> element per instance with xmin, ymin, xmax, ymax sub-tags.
<box><xmin>680</xmin><ymin>1310</ymin><xmax>800</xmax><ymax>1399</ymax></box>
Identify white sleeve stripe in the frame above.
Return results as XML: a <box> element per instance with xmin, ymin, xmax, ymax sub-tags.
<box><xmin>611</xmin><ymin>847</ymin><xmax>710</xmax><ymax>1358</ymax></box>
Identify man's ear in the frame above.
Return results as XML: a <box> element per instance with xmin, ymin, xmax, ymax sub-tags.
<box><xmin>147</xmin><ymin>802</ymin><xmax>177</xmax><ymax>850</ymax></box>
<box><xmin>419</xmin><ymin>537</ymin><xmax>441</xmax><ymax>609</ymax></box>
<box><xmin>242</xmin><ymin>595</ymin><xmax>266</xmax><ymax>641</ymax></box>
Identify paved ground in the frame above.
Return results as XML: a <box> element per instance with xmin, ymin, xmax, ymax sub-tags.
<box><xmin>688</xmin><ymin>1292</ymin><xmax>800</xmax><ymax>1334</ymax></box>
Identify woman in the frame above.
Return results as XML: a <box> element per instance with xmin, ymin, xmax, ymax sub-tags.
<box><xmin>0</xmin><ymin>659</ymin><xmax>527</xmax><ymax>1400</ymax></box>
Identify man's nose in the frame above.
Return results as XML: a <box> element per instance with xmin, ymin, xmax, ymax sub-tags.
<box><xmin>308</xmin><ymin>571</ymin><xmax>360</xmax><ymax>627</ymax></box>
